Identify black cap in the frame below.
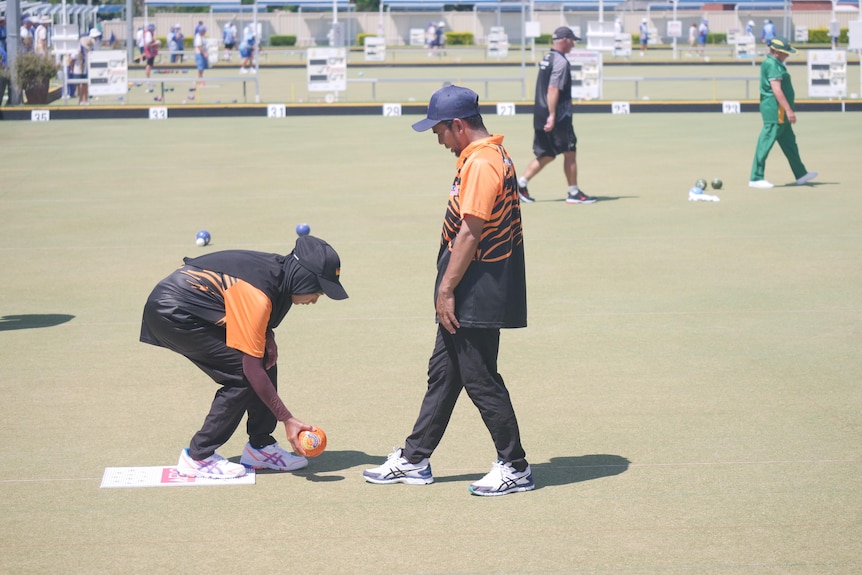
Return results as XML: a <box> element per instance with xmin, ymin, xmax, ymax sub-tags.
<box><xmin>292</xmin><ymin>236</ymin><xmax>348</xmax><ymax>300</ymax></box>
<box><xmin>552</xmin><ymin>26</ymin><xmax>579</xmax><ymax>41</ymax></box>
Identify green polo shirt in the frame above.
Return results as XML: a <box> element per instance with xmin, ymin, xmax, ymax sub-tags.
<box><xmin>759</xmin><ymin>53</ymin><xmax>795</xmax><ymax>123</ymax></box>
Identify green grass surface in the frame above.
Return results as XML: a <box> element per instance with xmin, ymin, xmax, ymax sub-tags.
<box><xmin>43</xmin><ymin>58</ymin><xmax>862</xmax><ymax>106</ymax></box>
<box><xmin>1</xmin><ymin>113</ymin><xmax>860</xmax><ymax>574</ymax></box>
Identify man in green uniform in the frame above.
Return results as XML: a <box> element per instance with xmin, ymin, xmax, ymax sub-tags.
<box><xmin>749</xmin><ymin>37</ymin><xmax>817</xmax><ymax>189</ymax></box>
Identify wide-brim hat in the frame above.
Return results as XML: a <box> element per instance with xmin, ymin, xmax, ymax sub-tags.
<box><xmin>768</xmin><ymin>36</ymin><xmax>796</xmax><ymax>54</ymax></box>
<box><xmin>292</xmin><ymin>236</ymin><xmax>348</xmax><ymax>300</ymax></box>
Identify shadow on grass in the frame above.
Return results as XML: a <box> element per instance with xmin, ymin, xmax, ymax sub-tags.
<box><xmin>433</xmin><ymin>454</ymin><xmax>631</xmax><ymax>489</ymax></box>
<box><xmin>538</xmin><ymin>196</ymin><xmax>637</xmax><ymax>203</ymax></box>
<box><xmin>242</xmin><ymin>451</ymin><xmax>630</xmax><ymax>487</ymax></box>
<box><xmin>0</xmin><ymin>314</ymin><xmax>74</xmax><ymax>331</ymax></box>
<box><xmin>237</xmin><ymin>450</ymin><xmax>382</xmax><ymax>483</ymax></box>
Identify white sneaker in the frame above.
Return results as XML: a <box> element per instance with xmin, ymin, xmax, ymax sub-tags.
<box><xmin>240</xmin><ymin>442</ymin><xmax>308</xmax><ymax>471</ymax></box>
<box><xmin>795</xmin><ymin>171</ymin><xmax>818</xmax><ymax>185</ymax></box>
<box><xmin>748</xmin><ymin>180</ymin><xmax>774</xmax><ymax>189</ymax></box>
<box><xmin>469</xmin><ymin>461</ymin><xmax>535</xmax><ymax>496</ymax></box>
<box><xmin>239</xmin><ymin>68</ymin><xmax>248</xmax><ymax>74</ymax></box>
<box><xmin>362</xmin><ymin>448</ymin><xmax>434</xmax><ymax>485</ymax></box>
<box><xmin>176</xmin><ymin>448</ymin><xmax>246</xmax><ymax>479</ymax></box>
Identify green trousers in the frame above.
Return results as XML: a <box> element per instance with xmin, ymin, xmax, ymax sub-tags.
<box><xmin>750</xmin><ymin>121</ymin><xmax>808</xmax><ymax>182</ymax></box>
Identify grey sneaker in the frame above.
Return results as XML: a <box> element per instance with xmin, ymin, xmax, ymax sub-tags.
<box><xmin>363</xmin><ymin>448</ymin><xmax>434</xmax><ymax>485</ymax></box>
<box><xmin>469</xmin><ymin>461</ymin><xmax>535</xmax><ymax>496</ymax></box>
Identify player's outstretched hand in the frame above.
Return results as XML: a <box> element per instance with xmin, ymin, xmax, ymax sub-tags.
<box><xmin>284</xmin><ymin>417</ymin><xmax>314</xmax><ymax>457</ymax></box>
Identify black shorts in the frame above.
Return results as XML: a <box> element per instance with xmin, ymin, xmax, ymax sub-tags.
<box><xmin>145</xmin><ymin>56</ymin><xmax>155</xmax><ymax>66</ymax></box>
<box><xmin>532</xmin><ymin>115</ymin><xmax>577</xmax><ymax>159</ymax></box>
<box><xmin>225</xmin><ymin>41</ymin><xmax>236</xmax><ymax>49</ymax></box>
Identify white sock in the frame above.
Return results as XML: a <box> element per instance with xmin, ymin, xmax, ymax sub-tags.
<box><xmin>518</xmin><ymin>176</ymin><xmax>528</xmax><ymax>188</ymax></box>
<box><xmin>569</xmin><ymin>185</ymin><xmax>579</xmax><ymax>194</ymax></box>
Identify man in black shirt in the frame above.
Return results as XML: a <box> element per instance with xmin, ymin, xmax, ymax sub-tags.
<box><xmin>518</xmin><ymin>26</ymin><xmax>596</xmax><ymax>205</ymax></box>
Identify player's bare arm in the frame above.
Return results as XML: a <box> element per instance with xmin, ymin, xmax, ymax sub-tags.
<box><xmin>436</xmin><ymin>214</ymin><xmax>484</xmax><ymax>334</ymax></box>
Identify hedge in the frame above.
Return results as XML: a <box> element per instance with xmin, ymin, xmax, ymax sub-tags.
<box><xmin>807</xmin><ymin>28</ymin><xmax>848</xmax><ymax>43</ymax></box>
<box><xmin>445</xmin><ymin>32</ymin><xmax>474</xmax><ymax>46</ymax></box>
<box><xmin>269</xmin><ymin>35</ymin><xmax>297</xmax><ymax>47</ymax></box>
<box><xmin>157</xmin><ymin>36</ymin><xmax>193</xmax><ymax>49</ymax></box>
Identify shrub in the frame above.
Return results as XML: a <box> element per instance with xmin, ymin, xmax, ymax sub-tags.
<box><xmin>808</xmin><ymin>28</ymin><xmax>848</xmax><ymax>43</ymax></box>
<box><xmin>269</xmin><ymin>35</ymin><xmax>297</xmax><ymax>47</ymax></box>
<box><xmin>14</xmin><ymin>52</ymin><xmax>59</xmax><ymax>92</ymax></box>
<box><xmin>445</xmin><ymin>32</ymin><xmax>474</xmax><ymax>46</ymax></box>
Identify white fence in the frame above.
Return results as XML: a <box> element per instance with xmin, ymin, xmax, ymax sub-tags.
<box><xmin>99</xmin><ymin>9</ymin><xmax>860</xmax><ymax>48</ymax></box>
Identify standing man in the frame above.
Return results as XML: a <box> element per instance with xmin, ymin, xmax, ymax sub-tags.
<box><xmin>140</xmin><ymin>236</ymin><xmax>349</xmax><ymax>478</ymax></box>
<box><xmin>761</xmin><ymin>19</ymin><xmax>775</xmax><ymax>45</ymax></box>
<box><xmin>143</xmin><ymin>23</ymin><xmax>158</xmax><ymax>83</ymax></box>
<box><xmin>239</xmin><ymin>23</ymin><xmax>255</xmax><ymax>74</ymax></box>
<box><xmin>688</xmin><ymin>22</ymin><xmax>697</xmax><ymax>56</ymax></box>
<box><xmin>639</xmin><ymin>18</ymin><xmax>649</xmax><ymax>55</ymax></box>
<box><xmin>0</xmin><ymin>17</ymin><xmax>7</xmax><ymax>55</ymax></box>
<box><xmin>19</xmin><ymin>18</ymin><xmax>34</xmax><ymax>53</ymax></box>
<box><xmin>749</xmin><ymin>37</ymin><xmax>817</xmax><ymax>189</ymax></box>
<box><xmin>363</xmin><ymin>85</ymin><xmax>533</xmax><ymax>497</ymax></box>
<box><xmin>223</xmin><ymin>21</ymin><xmax>237</xmax><ymax>61</ymax></box>
<box><xmin>194</xmin><ymin>25</ymin><xmax>209</xmax><ymax>84</ymax></box>
<box><xmin>517</xmin><ymin>26</ymin><xmax>596</xmax><ymax>205</ymax></box>
<box><xmin>697</xmin><ymin>18</ymin><xmax>709</xmax><ymax>57</ymax></box>
<box><xmin>34</xmin><ymin>17</ymin><xmax>50</xmax><ymax>56</ymax></box>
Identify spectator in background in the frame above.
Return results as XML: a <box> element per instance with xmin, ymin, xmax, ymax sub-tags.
<box><xmin>167</xmin><ymin>25</ymin><xmax>177</xmax><ymax>62</ymax></box>
<box><xmin>70</xmin><ymin>28</ymin><xmax>100</xmax><ymax>105</ymax></box>
<box><xmin>223</xmin><ymin>21</ymin><xmax>237</xmax><ymax>62</ymax></box>
<box><xmin>746</xmin><ymin>20</ymin><xmax>755</xmax><ymax>36</ymax></box>
<box><xmin>639</xmin><ymin>18</ymin><xmax>648</xmax><ymax>56</ymax></box>
<box><xmin>173</xmin><ymin>25</ymin><xmax>184</xmax><ymax>63</ymax></box>
<box><xmin>239</xmin><ymin>23</ymin><xmax>255</xmax><ymax>74</ymax></box>
<box><xmin>20</xmin><ymin>18</ymin><xmax>34</xmax><ymax>53</ymax></box>
<box><xmin>194</xmin><ymin>25</ymin><xmax>209</xmax><ymax>85</ymax></box>
<box><xmin>143</xmin><ymin>23</ymin><xmax>158</xmax><ymax>82</ymax></box>
<box><xmin>688</xmin><ymin>22</ymin><xmax>697</xmax><ymax>55</ymax></box>
<box><xmin>135</xmin><ymin>26</ymin><xmax>144</xmax><ymax>62</ymax></box>
<box><xmin>34</xmin><ymin>17</ymin><xmax>50</xmax><ymax>56</ymax></box>
<box><xmin>697</xmin><ymin>18</ymin><xmax>709</xmax><ymax>56</ymax></box>
<box><xmin>0</xmin><ymin>17</ymin><xmax>7</xmax><ymax>54</ymax></box>
<box><xmin>425</xmin><ymin>21</ymin><xmax>435</xmax><ymax>53</ymax></box>
<box><xmin>761</xmin><ymin>19</ymin><xmax>775</xmax><ymax>44</ymax></box>
<box><xmin>0</xmin><ymin>41</ymin><xmax>9</xmax><ymax>105</ymax></box>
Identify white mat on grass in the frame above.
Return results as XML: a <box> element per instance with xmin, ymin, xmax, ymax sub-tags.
<box><xmin>101</xmin><ymin>466</ymin><xmax>255</xmax><ymax>488</ymax></box>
